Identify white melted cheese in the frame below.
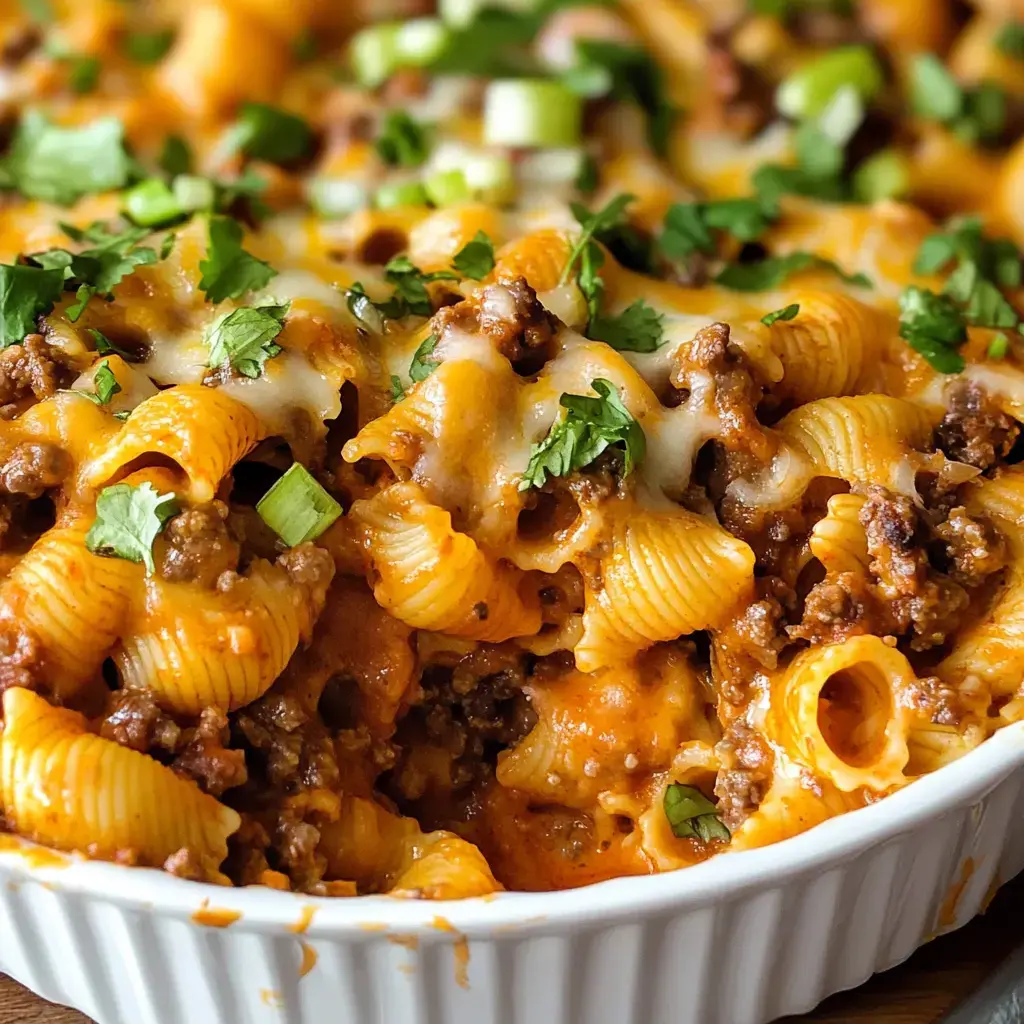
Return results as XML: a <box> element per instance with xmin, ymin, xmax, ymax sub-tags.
<box><xmin>142</xmin><ymin>333</ymin><xmax>209</xmax><ymax>386</ymax></box>
<box><xmin>221</xmin><ymin>350</ymin><xmax>343</xmax><ymax>434</ymax></box>
<box><xmin>257</xmin><ymin>269</ymin><xmax>349</xmax><ymax>315</ymax></box>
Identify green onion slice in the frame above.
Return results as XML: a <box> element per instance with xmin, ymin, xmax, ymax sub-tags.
<box><xmin>256</xmin><ymin>463</ymin><xmax>342</xmax><ymax>546</ymax></box>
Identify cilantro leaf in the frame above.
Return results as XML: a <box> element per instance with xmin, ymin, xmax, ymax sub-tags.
<box><xmin>519</xmin><ymin>378</ymin><xmax>645</xmax><ymax>490</ymax></box>
<box><xmin>66</xmin><ymin>54</ymin><xmax>100</xmax><ymax>94</ymax></box>
<box><xmin>159</xmin><ymin>135</ymin><xmax>193</xmax><ymax>177</ymax></box>
<box><xmin>78</xmin><ymin>359</ymin><xmax>122</xmax><ymax>406</ymax></box>
<box><xmin>589</xmin><ymin>299</ymin><xmax>665</xmax><ymax>352</ymax></box>
<box><xmin>206</xmin><ymin>303</ymin><xmax>288</xmax><ymax>378</ymax></box>
<box><xmin>996</xmin><ymin>22</ymin><xmax>1024</xmax><ymax>59</ymax></box>
<box><xmin>88</xmin><ymin>328</ymin><xmax>135</xmax><ymax>360</ymax></box>
<box><xmin>898</xmin><ymin>286</ymin><xmax>967</xmax><ymax>374</ymax></box>
<box><xmin>577</xmin><ymin>240</ymin><xmax>605</xmax><ymax>328</ymax></box>
<box><xmin>660</xmin><ymin>196</ymin><xmax>775</xmax><ymax>261</ymax></box>
<box><xmin>374</xmin><ymin>110</ymin><xmax>430</xmax><ymax>168</ymax></box>
<box><xmin>988</xmin><ymin>332</ymin><xmax>1010</xmax><ymax>360</ymax></box>
<box><xmin>28</xmin><ymin>222</ymin><xmax>159</xmax><ymax>320</ymax></box>
<box><xmin>761</xmin><ymin>303</ymin><xmax>800</xmax><ymax>326</ymax></box>
<box><xmin>560</xmin><ymin>194</ymin><xmax>636</xmax><ymax>286</ymax></box>
<box><xmin>0</xmin><ymin>264</ymin><xmax>65</xmax><ymax>347</ymax></box>
<box><xmin>572</xmin><ymin>40</ymin><xmax>676</xmax><ymax>156</ymax></box>
<box><xmin>346</xmin><ymin>282</ymin><xmax>385</xmax><ymax>333</ymax></box>
<box><xmin>409</xmin><ymin>334</ymin><xmax>439</xmax><ymax>383</ymax></box>
<box><xmin>124</xmin><ymin>29</ymin><xmax>175</xmax><ymax>64</ymax></box>
<box><xmin>715</xmin><ymin>252</ymin><xmax>871</xmax><ymax>291</ymax></box>
<box><xmin>452</xmin><ymin>231</ymin><xmax>496</xmax><ymax>281</ymax></box>
<box><xmin>85</xmin><ymin>481</ymin><xmax>179</xmax><ymax>574</ymax></box>
<box><xmin>391</xmin><ymin>374</ymin><xmax>406</xmax><ymax>402</ymax></box>
<box><xmin>198</xmin><ymin>216</ymin><xmax>277</xmax><ymax>303</ymax></box>
<box><xmin>379</xmin><ymin>256</ymin><xmax>456</xmax><ymax>318</ymax></box>
<box><xmin>2</xmin><ymin>112</ymin><xmax>131</xmax><ymax>205</ymax></box>
<box><xmin>226</xmin><ymin>103</ymin><xmax>313</xmax><ymax>165</ymax></box>
<box><xmin>663</xmin><ymin>783</ymin><xmax>730</xmax><ymax>844</ymax></box>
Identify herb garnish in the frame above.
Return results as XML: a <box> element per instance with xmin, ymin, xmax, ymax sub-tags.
<box><xmin>85</xmin><ymin>481</ymin><xmax>179</xmax><ymax>574</ymax></box>
<box><xmin>198</xmin><ymin>215</ymin><xmax>277</xmax><ymax>303</ymax></box>
<box><xmin>663</xmin><ymin>783</ymin><xmax>731</xmax><ymax>843</ymax></box>
<box><xmin>205</xmin><ymin>303</ymin><xmax>288</xmax><ymax>378</ymax></box>
<box><xmin>519</xmin><ymin>378</ymin><xmax>645</xmax><ymax>491</ymax></box>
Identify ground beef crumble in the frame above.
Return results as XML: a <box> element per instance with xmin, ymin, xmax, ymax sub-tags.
<box><xmin>101</xmin><ymin>689</ymin><xmax>182</xmax><ymax>753</ymax></box>
<box><xmin>934</xmin><ymin>381</ymin><xmax>1018</xmax><ymax>471</ymax></box>
<box><xmin>173</xmin><ymin>707</ymin><xmax>249</xmax><ymax>796</ymax></box>
<box><xmin>0</xmin><ymin>335</ymin><xmax>73</xmax><ymax>418</ymax></box>
<box><xmin>671</xmin><ymin>322</ymin><xmax>772</xmax><ymax>461</ymax></box>
<box><xmin>0</xmin><ymin>442</ymin><xmax>70</xmax><ymax>497</ymax></box>
<box><xmin>157</xmin><ymin>501</ymin><xmax>241</xmax><ymax>587</ymax></box>
<box><xmin>713</xmin><ymin>719</ymin><xmax>773</xmax><ymax>830</ymax></box>
<box><xmin>428</xmin><ymin>275</ymin><xmax>555</xmax><ymax>373</ymax></box>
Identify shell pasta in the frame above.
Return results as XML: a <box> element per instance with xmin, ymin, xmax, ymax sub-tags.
<box><xmin>0</xmin><ymin>0</ymin><xmax>1021</xmax><ymax>899</ymax></box>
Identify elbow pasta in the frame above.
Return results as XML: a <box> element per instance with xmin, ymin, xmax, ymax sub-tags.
<box><xmin>0</xmin><ymin>0</ymin><xmax>1020</xmax><ymax>898</ymax></box>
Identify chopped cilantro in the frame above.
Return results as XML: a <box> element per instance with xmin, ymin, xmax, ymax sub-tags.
<box><xmin>391</xmin><ymin>374</ymin><xmax>406</xmax><ymax>402</ymax></box>
<box><xmin>374</xmin><ymin>110</ymin><xmax>430</xmax><ymax>168</ymax></box>
<box><xmin>2</xmin><ymin>113</ymin><xmax>131</xmax><ymax>205</ymax></box>
<box><xmin>408</xmin><ymin>334</ymin><xmax>439</xmax><ymax>383</ymax></box>
<box><xmin>716</xmin><ymin>252</ymin><xmax>871</xmax><ymax>291</ymax></box>
<box><xmin>575</xmin><ymin>153</ymin><xmax>599</xmax><ymax>194</ymax></box>
<box><xmin>159</xmin><ymin>135</ymin><xmax>192</xmax><ymax>177</ymax></box>
<box><xmin>761</xmin><ymin>303</ymin><xmax>801</xmax><ymax>326</ymax></box>
<box><xmin>519</xmin><ymin>378</ymin><xmax>645</xmax><ymax>491</ymax></box>
<box><xmin>910</xmin><ymin>55</ymin><xmax>1007</xmax><ymax>144</ymax></box>
<box><xmin>28</xmin><ymin>221</ymin><xmax>159</xmax><ymax>321</ymax></box>
<box><xmin>0</xmin><ymin>264</ymin><xmax>65</xmax><ymax>347</ymax></box>
<box><xmin>898</xmin><ymin>286</ymin><xmax>967</xmax><ymax>374</ymax></box>
<box><xmin>577</xmin><ymin>240</ymin><xmax>605</xmax><ymax>328</ymax></box>
<box><xmin>379</xmin><ymin>255</ymin><xmax>456</xmax><ymax>319</ymax></box>
<box><xmin>589</xmin><ymin>299</ymin><xmax>665</xmax><ymax>352</ymax></box>
<box><xmin>66</xmin><ymin>54</ymin><xmax>100</xmax><ymax>94</ymax></box>
<box><xmin>560</xmin><ymin>193</ymin><xmax>635</xmax><ymax>294</ymax></box>
<box><xmin>451</xmin><ymin>231</ymin><xmax>495</xmax><ymax>281</ymax></box>
<box><xmin>205</xmin><ymin>303</ymin><xmax>288</xmax><ymax>378</ymax></box>
<box><xmin>124</xmin><ymin>29</ymin><xmax>175</xmax><ymax>64</ymax></box>
<box><xmin>85</xmin><ymin>481</ymin><xmax>179</xmax><ymax>574</ymax></box>
<box><xmin>226</xmin><ymin>103</ymin><xmax>314</xmax><ymax>165</ymax></box>
<box><xmin>663</xmin><ymin>783</ymin><xmax>731</xmax><ymax>844</ymax></box>
<box><xmin>78</xmin><ymin>359</ymin><xmax>122</xmax><ymax>406</ymax></box>
<box><xmin>572</xmin><ymin>40</ymin><xmax>676</xmax><ymax>155</ymax></box>
<box><xmin>198</xmin><ymin>216</ymin><xmax>277</xmax><ymax>303</ymax></box>
<box><xmin>661</xmin><ymin>195</ymin><xmax>775</xmax><ymax>261</ymax></box>
<box><xmin>88</xmin><ymin>328</ymin><xmax>135</xmax><ymax>360</ymax></box>
<box><xmin>996</xmin><ymin>23</ymin><xmax>1024</xmax><ymax>59</ymax></box>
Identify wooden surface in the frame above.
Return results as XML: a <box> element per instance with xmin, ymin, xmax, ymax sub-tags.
<box><xmin>1</xmin><ymin>875</ymin><xmax>1021</xmax><ymax>1023</ymax></box>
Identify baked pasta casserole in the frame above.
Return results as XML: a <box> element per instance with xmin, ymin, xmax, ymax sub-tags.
<box><xmin>0</xmin><ymin>0</ymin><xmax>1023</xmax><ymax>897</ymax></box>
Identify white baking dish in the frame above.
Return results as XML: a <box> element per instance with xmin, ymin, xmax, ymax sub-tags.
<box><xmin>1</xmin><ymin>720</ymin><xmax>1022</xmax><ymax>1024</ymax></box>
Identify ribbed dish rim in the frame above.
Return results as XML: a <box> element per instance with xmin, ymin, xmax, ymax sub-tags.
<box><xmin>2</xmin><ymin>722</ymin><xmax>1022</xmax><ymax>937</ymax></box>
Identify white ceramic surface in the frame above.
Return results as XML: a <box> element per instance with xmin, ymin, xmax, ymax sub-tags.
<box><xmin>1</xmin><ymin>721</ymin><xmax>1022</xmax><ymax>1024</ymax></box>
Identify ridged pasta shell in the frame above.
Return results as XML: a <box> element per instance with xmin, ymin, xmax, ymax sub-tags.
<box><xmin>575</xmin><ymin>502</ymin><xmax>755</xmax><ymax>672</ymax></box>
<box><xmin>350</xmin><ymin>482</ymin><xmax>542</xmax><ymax>642</ymax></box>
<box><xmin>116</xmin><ymin>561</ymin><xmax>315</xmax><ymax>714</ymax></box>
<box><xmin>770</xmin><ymin>292</ymin><xmax>891</xmax><ymax>403</ymax></box>
<box><xmin>778</xmin><ymin>394</ymin><xmax>936</xmax><ymax>492</ymax></box>
<box><xmin>491</xmin><ymin>229</ymin><xmax>574</xmax><ymax>293</ymax></box>
<box><xmin>0</xmin><ymin>522</ymin><xmax>139</xmax><ymax>700</ymax></box>
<box><xmin>84</xmin><ymin>384</ymin><xmax>266</xmax><ymax>502</ymax></box>
<box><xmin>0</xmin><ymin>688</ymin><xmax>239</xmax><ymax>867</ymax></box>
<box><xmin>809</xmin><ymin>493</ymin><xmax>870</xmax><ymax>574</ymax></box>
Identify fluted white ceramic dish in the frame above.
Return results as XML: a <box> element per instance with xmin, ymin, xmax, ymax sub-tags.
<box><xmin>1</xmin><ymin>720</ymin><xmax>1022</xmax><ymax>1024</ymax></box>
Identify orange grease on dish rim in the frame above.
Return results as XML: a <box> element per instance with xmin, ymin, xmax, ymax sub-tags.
<box><xmin>453</xmin><ymin>936</ymin><xmax>470</xmax><ymax>990</ymax></box>
<box><xmin>299</xmin><ymin>941</ymin><xmax>318</xmax><ymax>978</ymax></box>
<box><xmin>388</xmin><ymin>934</ymin><xmax>420</xmax><ymax>950</ymax></box>
<box><xmin>288</xmin><ymin>904</ymin><xmax>317</xmax><ymax>934</ymax></box>
<box><xmin>938</xmin><ymin>857</ymin><xmax>975</xmax><ymax>930</ymax></box>
<box><xmin>260</xmin><ymin>989</ymin><xmax>284</xmax><ymax>1009</ymax></box>
<box><xmin>192</xmin><ymin>898</ymin><xmax>242</xmax><ymax>928</ymax></box>
<box><xmin>0</xmin><ymin>834</ymin><xmax>69</xmax><ymax>869</ymax></box>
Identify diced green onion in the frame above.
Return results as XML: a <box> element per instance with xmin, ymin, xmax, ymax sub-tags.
<box><xmin>172</xmin><ymin>175</ymin><xmax>216</xmax><ymax>212</ymax></box>
<box><xmin>483</xmin><ymin>80</ymin><xmax>583</xmax><ymax>148</ymax></box>
<box><xmin>350</xmin><ymin>22</ymin><xmax>401</xmax><ymax>89</ymax></box>
<box><xmin>395</xmin><ymin>18</ymin><xmax>450</xmax><ymax>67</ymax></box>
<box><xmin>439</xmin><ymin>0</ymin><xmax>539</xmax><ymax>27</ymax></box>
<box><xmin>375</xmin><ymin>180</ymin><xmax>429</xmax><ymax>209</ymax></box>
<box><xmin>518</xmin><ymin>147</ymin><xmax>589</xmax><ymax>189</ymax></box>
<box><xmin>852</xmin><ymin>149</ymin><xmax>911</xmax><ymax>203</ymax></box>
<box><xmin>424</xmin><ymin>169</ymin><xmax>471</xmax><ymax>206</ymax></box>
<box><xmin>308</xmin><ymin>178</ymin><xmax>368</xmax><ymax>218</ymax></box>
<box><xmin>123</xmin><ymin>178</ymin><xmax>182</xmax><ymax>227</ymax></box>
<box><xmin>462</xmin><ymin>152</ymin><xmax>516</xmax><ymax>203</ymax></box>
<box><xmin>256</xmin><ymin>463</ymin><xmax>342</xmax><ymax>546</ymax></box>
<box><xmin>988</xmin><ymin>332</ymin><xmax>1010</xmax><ymax>360</ymax></box>
<box><xmin>776</xmin><ymin>45</ymin><xmax>885</xmax><ymax>121</ymax></box>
